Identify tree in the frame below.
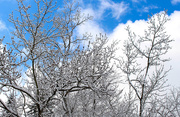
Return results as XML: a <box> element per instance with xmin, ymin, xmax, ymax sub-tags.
<box><xmin>0</xmin><ymin>37</ymin><xmax>20</xmax><ymax>117</ymax></box>
<box><xmin>0</xmin><ymin>0</ymin><xmax>118</xmax><ymax>116</ymax></box>
<box><xmin>1</xmin><ymin>92</ymin><xmax>18</xmax><ymax>117</ymax></box>
<box><xmin>118</xmin><ymin>11</ymin><xmax>173</xmax><ymax>117</ymax></box>
<box><xmin>0</xmin><ymin>0</ymin><xmax>178</xmax><ymax>116</ymax></box>
<box><xmin>146</xmin><ymin>87</ymin><xmax>180</xmax><ymax>117</ymax></box>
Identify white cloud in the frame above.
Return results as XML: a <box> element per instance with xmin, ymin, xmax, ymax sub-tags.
<box><xmin>171</xmin><ymin>0</ymin><xmax>180</xmax><ymax>5</ymax></box>
<box><xmin>109</xmin><ymin>19</ymin><xmax>147</xmax><ymax>41</ymax></box>
<box><xmin>164</xmin><ymin>11</ymin><xmax>180</xmax><ymax>87</ymax></box>
<box><xmin>77</xmin><ymin>0</ymin><xmax>128</xmax><ymax>38</ymax></box>
<box><xmin>76</xmin><ymin>20</ymin><xmax>105</xmax><ymax>40</ymax></box>
<box><xmin>81</xmin><ymin>8</ymin><xmax>96</xmax><ymax>19</ymax></box>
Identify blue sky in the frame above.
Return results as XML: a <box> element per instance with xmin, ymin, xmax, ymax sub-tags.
<box><xmin>1</xmin><ymin>0</ymin><xmax>180</xmax><ymax>33</ymax></box>
<box><xmin>78</xmin><ymin>0</ymin><xmax>180</xmax><ymax>33</ymax></box>
<box><xmin>0</xmin><ymin>0</ymin><xmax>180</xmax><ymax>87</ymax></box>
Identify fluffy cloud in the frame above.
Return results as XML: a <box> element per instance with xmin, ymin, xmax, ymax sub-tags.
<box><xmin>77</xmin><ymin>0</ymin><xmax>128</xmax><ymax>38</ymax></box>
<box><xmin>76</xmin><ymin>20</ymin><xmax>105</xmax><ymax>39</ymax></box>
<box><xmin>171</xmin><ymin>0</ymin><xmax>180</xmax><ymax>5</ymax></box>
<box><xmin>109</xmin><ymin>19</ymin><xmax>148</xmax><ymax>42</ymax></box>
<box><xmin>164</xmin><ymin>11</ymin><xmax>180</xmax><ymax>86</ymax></box>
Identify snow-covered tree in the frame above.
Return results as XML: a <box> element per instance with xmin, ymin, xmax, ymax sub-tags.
<box><xmin>1</xmin><ymin>93</ymin><xmax>18</xmax><ymax>117</ymax></box>
<box><xmin>118</xmin><ymin>11</ymin><xmax>173</xmax><ymax>117</ymax></box>
<box><xmin>145</xmin><ymin>87</ymin><xmax>180</xmax><ymax>117</ymax></box>
<box><xmin>0</xmin><ymin>0</ymin><xmax>118</xmax><ymax>116</ymax></box>
<box><xmin>0</xmin><ymin>0</ymin><xmax>178</xmax><ymax>116</ymax></box>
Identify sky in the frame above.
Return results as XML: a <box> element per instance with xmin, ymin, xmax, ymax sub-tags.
<box><xmin>0</xmin><ymin>0</ymin><xmax>180</xmax><ymax>87</ymax></box>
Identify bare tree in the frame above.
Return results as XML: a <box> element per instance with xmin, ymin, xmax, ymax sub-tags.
<box><xmin>0</xmin><ymin>0</ymin><xmax>178</xmax><ymax>116</ymax></box>
<box><xmin>1</xmin><ymin>92</ymin><xmax>18</xmax><ymax>117</ymax></box>
<box><xmin>118</xmin><ymin>11</ymin><xmax>173</xmax><ymax>117</ymax></box>
<box><xmin>0</xmin><ymin>37</ymin><xmax>21</xmax><ymax>117</ymax></box>
<box><xmin>0</xmin><ymin>0</ymin><xmax>118</xmax><ymax>116</ymax></box>
<box><xmin>145</xmin><ymin>87</ymin><xmax>180</xmax><ymax>117</ymax></box>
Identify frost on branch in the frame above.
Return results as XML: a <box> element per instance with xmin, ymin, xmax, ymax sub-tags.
<box><xmin>0</xmin><ymin>0</ymin><xmax>178</xmax><ymax>116</ymax></box>
<box><xmin>118</xmin><ymin>11</ymin><xmax>173</xmax><ymax>117</ymax></box>
<box><xmin>0</xmin><ymin>0</ymin><xmax>118</xmax><ymax>116</ymax></box>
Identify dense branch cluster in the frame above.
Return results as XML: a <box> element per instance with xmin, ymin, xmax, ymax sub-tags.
<box><xmin>0</xmin><ymin>0</ymin><xmax>179</xmax><ymax>117</ymax></box>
